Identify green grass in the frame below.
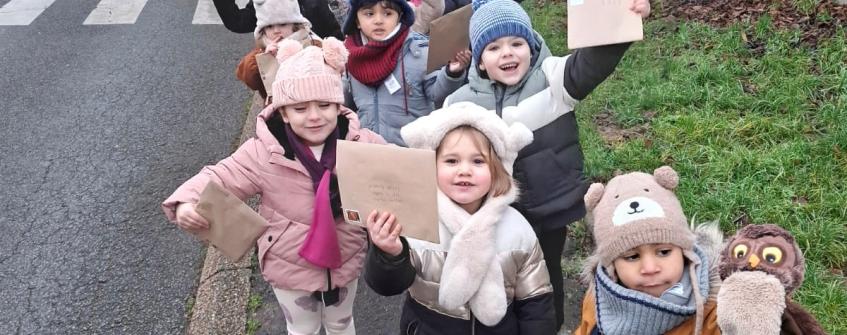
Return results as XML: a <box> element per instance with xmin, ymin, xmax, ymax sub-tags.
<box><xmin>245</xmin><ymin>293</ymin><xmax>263</xmax><ymax>335</ymax></box>
<box><xmin>525</xmin><ymin>1</ymin><xmax>847</xmax><ymax>333</ymax></box>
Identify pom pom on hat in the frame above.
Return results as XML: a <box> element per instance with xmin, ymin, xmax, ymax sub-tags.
<box><xmin>270</xmin><ymin>37</ymin><xmax>348</xmax><ymax>110</ymax></box>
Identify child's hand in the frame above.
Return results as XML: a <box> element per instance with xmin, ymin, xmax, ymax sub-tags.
<box><xmin>175</xmin><ymin>202</ymin><xmax>210</xmax><ymax>231</ymax></box>
<box><xmin>448</xmin><ymin>49</ymin><xmax>472</xmax><ymax>77</ymax></box>
<box><xmin>263</xmin><ymin>35</ymin><xmax>284</xmax><ymax>56</ymax></box>
<box><xmin>630</xmin><ymin>0</ymin><xmax>651</xmax><ymax>18</ymax></box>
<box><xmin>366</xmin><ymin>210</ymin><xmax>403</xmax><ymax>257</ymax></box>
<box><xmin>264</xmin><ymin>43</ymin><xmax>279</xmax><ymax>56</ymax></box>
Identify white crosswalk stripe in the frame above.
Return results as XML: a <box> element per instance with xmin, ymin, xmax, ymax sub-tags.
<box><xmin>0</xmin><ymin>0</ymin><xmax>58</xmax><ymax>26</ymax></box>
<box><xmin>83</xmin><ymin>0</ymin><xmax>149</xmax><ymax>25</ymax></box>
<box><xmin>0</xmin><ymin>0</ymin><xmax>252</xmax><ymax>26</ymax></box>
<box><xmin>194</xmin><ymin>0</ymin><xmax>251</xmax><ymax>25</ymax></box>
<box><xmin>193</xmin><ymin>0</ymin><xmax>224</xmax><ymax>25</ymax></box>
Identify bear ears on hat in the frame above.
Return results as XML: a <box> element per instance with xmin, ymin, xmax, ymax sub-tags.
<box><xmin>584</xmin><ymin>165</ymin><xmax>680</xmax><ymax>211</ymax></box>
<box><xmin>275</xmin><ymin>37</ymin><xmax>348</xmax><ymax>73</ymax></box>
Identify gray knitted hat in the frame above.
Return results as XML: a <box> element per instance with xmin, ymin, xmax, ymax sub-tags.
<box><xmin>253</xmin><ymin>0</ymin><xmax>311</xmax><ymax>41</ymax></box>
<box><xmin>584</xmin><ymin>166</ymin><xmax>695</xmax><ymax>268</ymax></box>
<box><xmin>469</xmin><ymin>0</ymin><xmax>538</xmax><ymax>64</ymax></box>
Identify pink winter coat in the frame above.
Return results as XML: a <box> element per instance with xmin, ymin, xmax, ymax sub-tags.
<box><xmin>162</xmin><ymin>106</ymin><xmax>386</xmax><ymax>292</ymax></box>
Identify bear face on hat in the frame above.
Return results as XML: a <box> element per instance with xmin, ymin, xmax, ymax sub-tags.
<box><xmin>584</xmin><ymin>166</ymin><xmax>695</xmax><ymax>268</ymax></box>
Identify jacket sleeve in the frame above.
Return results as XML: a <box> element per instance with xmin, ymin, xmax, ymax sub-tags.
<box><xmin>236</xmin><ymin>48</ymin><xmax>267</xmax><ymax>97</ymax></box>
<box><xmin>425</xmin><ymin>66</ymin><xmax>468</xmax><ymax>109</ymax></box>
<box><xmin>161</xmin><ymin>139</ymin><xmax>264</xmax><ymax>222</ymax></box>
<box><xmin>411</xmin><ymin>0</ymin><xmax>445</xmax><ymax>35</ymax></box>
<box><xmin>562</xmin><ymin>42</ymin><xmax>632</xmax><ymax>100</ymax></box>
<box><xmin>513</xmin><ymin>241</ymin><xmax>557</xmax><ymax>334</ymax></box>
<box><xmin>364</xmin><ymin>237</ymin><xmax>416</xmax><ymax>296</ymax></box>
<box><xmin>300</xmin><ymin>0</ymin><xmax>344</xmax><ymax>39</ymax></box>
<box><xmin>212</xmin><ymin>0</ymin><xmax>257</xmax><ymax>34</ymax></box>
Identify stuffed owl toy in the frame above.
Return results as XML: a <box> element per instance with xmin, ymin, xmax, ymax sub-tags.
<box><xmin>716</xmin><ymin>224</ymin><xmax>826</xmax><ymax>335</ymax></box>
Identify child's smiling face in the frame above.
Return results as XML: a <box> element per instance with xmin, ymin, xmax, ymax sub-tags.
<box><xmin>613</xmin><ymin>243</ymin><xmax>685</xmax><ymax>298</ymax></box>
<box><xmin>436</xmin><ymin>130</ymin><xmax>493</xmax><ymax>214</ymax></box>
<box><xmin>356</xmin><ymin>3</ymin><xmax>401</xmax><ymax>41</ymax></box>
<box><xmin>280</xmin><ymin>101</ymin><xmax>340</xmax><ymax>146</ymax></box>
<box><xmin>478</xmin><ymin>36</ymin><xmax>532</xmax><ymax>86</ymax></box>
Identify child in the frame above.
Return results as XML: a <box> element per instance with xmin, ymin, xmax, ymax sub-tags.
<box><xmin>573</xmin><ymin>166</ymin><xmax>723</xmax><ymax>335</ymax></box>
<box><xmin>342</xmin><ymin>0</ymin><xmax>471</xmax><ymax>146</ymax></box>
<box><xmin>364</xmin><ymin>102</ymin><xmax>556</xmax><ymax>334</ymax></box>
<box><xmin>443</xmin><ymin>0</ymin><xmax>651</xmax><ymax>328</ymax></box>
<box><xmin>162</xmin><ymin>37</ymin><xmax>386</xmax><ymax>335</ymax></box>
<box><xmin>235</xmin><ymin>0</ymin><xmax>318</xmax><ymax>100</ymax></box>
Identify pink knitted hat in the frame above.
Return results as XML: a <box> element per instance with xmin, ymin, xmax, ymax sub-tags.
<box><xmin>269</xmin><ymin>37</ymin><xmax>348</xmax><ymax>110</ymax></box>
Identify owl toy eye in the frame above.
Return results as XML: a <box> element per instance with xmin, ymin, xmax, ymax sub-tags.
<box><xmin>733</xmin><ymin>244</ymin><xmax>749</xmax><ymax>259</ymax></box>
<box><xmin>762</xmin><ymin>247</ymin><xmax>784</xmax><ymax>264</ymax></box>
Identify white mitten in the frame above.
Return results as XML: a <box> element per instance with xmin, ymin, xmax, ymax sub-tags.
<box><xmin>717</xmin><ymin>271</ymin><xmax>786</xmax><ymax>335</ymax></box>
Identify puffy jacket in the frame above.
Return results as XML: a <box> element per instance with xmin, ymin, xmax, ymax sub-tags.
<box><xmin>445</xmin><ymin>33</ymin><xmax>630</xmax><ymax>231</ymax></box>
<box><xmin>365</xmin><ymin>206</ymin><xmax>555</xmax><ymax>335</ymax></box>
<box><xmin>162</xmin><ymin>106</ymin><xmax>385</xmax><ymax>292</ymax></box>
<box><xmin>344</xmin><ymin>31</ymin><xmax>466</xmax><ymax>145</ymax></box>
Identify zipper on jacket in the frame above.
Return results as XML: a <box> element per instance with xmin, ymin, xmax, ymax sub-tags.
<box><xmin>470</xmin><ymin>311</ymin><xmax>476</xmax><ymax>335</ymax></box>
<box><xmin>494</xmin><ymin>84</ymin><xmax>505</xmax><ymax>117</ymax></box>
<box><xmin>373</xmin><ymin>86</ymin><xmax>380</xmax><ymax>134</ymax></box>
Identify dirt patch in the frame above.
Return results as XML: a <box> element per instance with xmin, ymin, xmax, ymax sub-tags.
<box><xmin>593</xmin><ymin>110</ymin><xmax>653</xmax><ymax>147</ymax></box>
<box><xmin>659</xmin><ymin>0</ymin><xmax>847</xmax><ymax>46</ymax></box>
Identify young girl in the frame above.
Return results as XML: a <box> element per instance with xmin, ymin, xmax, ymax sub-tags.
<box><xmin>162</xmin><ymin>37</ymin><xmax>385</xmax><ymax>335</ymax></box>
<box><xmin>341</xmin><ymin>0</ymin><xmax>471</xmax><ymax>146</ymax></box>
<box><xmin>443</xmin><ymin>0</ymin><xmax>651</xmax><ymax>328</ymax></box>
<box><xmin>364</xmin><ymin>102</ymin><xmax>556</xmax><ymax>334</ymax></box>
<box><xmin>235</xmin><ymin>0</ymin><xmax>318</xmax><ymax>100</ymax></box>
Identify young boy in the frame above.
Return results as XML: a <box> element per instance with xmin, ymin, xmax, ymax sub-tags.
<box><xmin>342</xmin><ymin>0</ymin><xmax>470</xmax><ymax>145</ymax></box>
<box><xmin>443</xmin><ymin>0</ymin><xmax>650</xmax><ymax>328</ymax></box>
<box><xmin>574</xmin><ymin>166</ymin><xmax>722</xmax><ymax>335</ymax></box>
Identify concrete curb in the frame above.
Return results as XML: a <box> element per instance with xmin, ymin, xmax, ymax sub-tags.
<box><xmin>186</xmin><ymin>94</ymin><xmax>264</xmax><ymax>335</ymax></box>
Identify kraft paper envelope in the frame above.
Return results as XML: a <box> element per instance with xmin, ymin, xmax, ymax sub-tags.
<box><xmin>195</xmin><ymin>181</ymin><xmax>269</xmax><ymax>262</ymax></box>
<box><xmin>426</xmin><ymin>4</ymin><xmax>472</xmax><ymax>73</ymax></box>
<box><xmin>336</xmin><ymin>140</ymin><xmax>439</xmax><ymax>244</ymax></box>
<box><xmin>255</xmin><ymin>52</ymin><xmax>278</xmax><ymax>97</ymax></box>
<box><xmin>567</xmin><ymin>0</ymin><xmax>643</xmax><ymax>49</ymax></box>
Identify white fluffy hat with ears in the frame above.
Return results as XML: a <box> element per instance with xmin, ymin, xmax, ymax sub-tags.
<box><xmin>269</xmin><ymin>37</ymin><xmax>348</xmax><ymax>110</ymax></box>
<box><xmin>401</xmin><ymin>102</ymin><xmax>533</xmax><ymax>174</ymax></box>
<box><xmin>253</xmin><ymin>0</ymin><xmax>311</xmax><ymax>41</ymax></box>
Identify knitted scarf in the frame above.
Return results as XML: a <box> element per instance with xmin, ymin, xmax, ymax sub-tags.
<box><xmin>344</xmin><ymin>26</ymin><xmax>410</xmax><ymax>87</ymax></box>
<box><xmin>594</xmin><ymin>246</ymin><xmax>711</xmax><ymax>335</ymax></box>
<box><xmin>436</xmin><ymin>185</ymin><xmax>517</xmax><ymax>327</ymax></box>
<box><xmin>284</xmin><ymin>124</ymin><xmax>343</xmax><ymax>269</ymax></box>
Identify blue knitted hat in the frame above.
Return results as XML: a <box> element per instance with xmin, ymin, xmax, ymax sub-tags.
<box><xmin>342</xmin><ymin>0</ymin><xmax>415</xmax><ymax>36</ymax></box>
<box><xmin>469</xmin><ymin>0</ymin><xmax>537</xmax><ymax>64</ymax></box>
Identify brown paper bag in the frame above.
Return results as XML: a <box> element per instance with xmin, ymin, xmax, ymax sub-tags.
<box><xmin>195</xmin><ymin>182</ymin><xmax>269</xmax><ymax>262</ymax></box>
<box><xmin>336</xmin><ymin>141</ymin><xmax>440</xmax><ymax>244</ymax></box>
<box><xmin>426</xmin><ymin>4</ymin><xmax>472</xmax><ymax>73</ymax></box>
<box><xmin>567</xmin><ymin>0</ymin><xmax>643</xmax><ymax>49</ymax></box>
<box><xmin>255</xmin><ymin>52</ymin><xmax>278</xmax><ymax>97</ymax></box>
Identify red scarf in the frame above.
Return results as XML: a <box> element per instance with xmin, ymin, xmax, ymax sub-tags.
<box><xmin>344</xmin><ymin>26</ymin><xmax>410</xmax><ymax>87</ymax></box>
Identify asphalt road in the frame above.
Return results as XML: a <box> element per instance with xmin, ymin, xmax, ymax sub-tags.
<box><xmin>0</xmin><ymin>1</ymin><xmax>253</xmax><ymax>333</ymax></box>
